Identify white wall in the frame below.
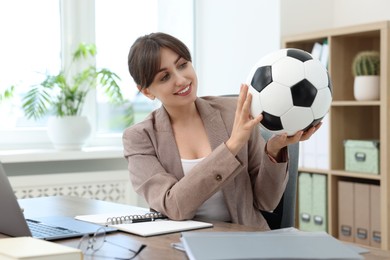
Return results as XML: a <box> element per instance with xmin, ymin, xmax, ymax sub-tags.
<box><xmin>158</xmin><ymin>0</ymin><xmax>194</xmax><ymax>53</ymax></box>
<box><xmin>194</xmin><ymin>0</ymin><xmax>390</xmax><ymax>97</ymax></box>
<box><xmin>280</xmin><ymin>0</ymin><xmax>333</xmax><ymax>36</ymax></box>
<box><xmin>333</xmin><ymin>0</ymin><xmax>390</xmax><ymax>27</ymax></box>
<box><xmin>194</xmin><ymin>0</ymin><xmax>280</xmax><ymax>96</ymax></box>
<box><xmin>281</xmin><ymin>0</ymin><xmax>390</xmax><ymax>36</ymax></box>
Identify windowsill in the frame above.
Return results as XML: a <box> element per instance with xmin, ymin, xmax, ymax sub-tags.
<box><xmin>0</xmin><ymin>146</ymin><xmax>124</xmax><ymax>163</ymax></box>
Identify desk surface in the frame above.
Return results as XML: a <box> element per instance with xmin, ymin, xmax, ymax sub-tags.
<box><xmin>3</xmin><ymin>196</ymin><xmax>389</xmax><ymax>259</ymax></box>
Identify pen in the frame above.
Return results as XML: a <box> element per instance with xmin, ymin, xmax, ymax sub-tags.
<box><xmin>128</xmin><ymin>216</ymin><xmax>165</xmax><ymax>223</ymax></box>
<box><xmin>106</xmin><ymin>212</ymin><xmax>167</xmax><ymax>225</ymax></box>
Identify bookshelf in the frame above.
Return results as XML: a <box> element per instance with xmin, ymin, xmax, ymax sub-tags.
<box><xmin>282</xmin><ymin>21</ymin><xmax>390</xmax><ymax>250</ymax></box>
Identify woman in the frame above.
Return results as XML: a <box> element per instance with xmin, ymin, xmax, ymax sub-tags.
<box><xmin>123</xmin><ymin>32</ymin><xmax>319</xmax><ymax>230</ymax></box>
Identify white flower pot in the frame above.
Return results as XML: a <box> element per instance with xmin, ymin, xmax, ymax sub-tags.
<box><xmin>353</xmin><ymin>75</ymin><xmax>380</xmax><ymax>101</ymax></box>
<box><xmin>47</xmin><ymin>116</ymin><xmax>92</xmax><ymax>150</ymax></box>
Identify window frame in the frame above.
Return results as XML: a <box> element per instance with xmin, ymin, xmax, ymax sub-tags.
<box><xmin>0</xmin><ymin>0</ymin><xmax>121</xmax><ymax>149</ymax></box>
<box><xmin>0</xmin><ymin>0</ymin><xmax>194</xmax><ymax>150</ymax></box>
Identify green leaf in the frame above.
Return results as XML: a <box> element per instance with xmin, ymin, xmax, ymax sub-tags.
<box><xmin>97</xmin><ymin>68</ymin><xmax>124</xmax><ymax>104</ymax></box>
<box><xmin>0</xmin><ymin>86</ymin><xmax>14</xmax><ymax>102</ymax></box>
<box><xmin>73</xmin><ymin>43</ymin><xmax>97</xmax><ymax>61</ymax></box>
<box><xmin>19</xmin><ymin>42</ymin><xmax>124</xmax><ymax>120</ymax></box>
<box><xmin>22</xmin><ymin>85</ymin><xmax>53</xmax><ymax>119</ymax></box>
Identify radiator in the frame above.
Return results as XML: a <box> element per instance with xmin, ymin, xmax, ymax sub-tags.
<box><xmin>9</xmin><ymin>170</ymin><xmax>138</xmax><ymax>205</ymax></box>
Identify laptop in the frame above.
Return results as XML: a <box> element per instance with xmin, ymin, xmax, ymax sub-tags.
<box><xmin>0</xmin><ymin>162</ymin><xmax>117</xmax><ymax>240</ymax></box>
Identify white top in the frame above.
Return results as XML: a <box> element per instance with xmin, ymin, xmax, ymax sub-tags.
<box><xmin>181</xmin><ymin>158</ymin><xmax>231</xmax><ymax>222</ymax></box>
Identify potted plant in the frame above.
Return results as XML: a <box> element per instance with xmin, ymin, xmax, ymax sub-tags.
<box><xmin>22</xmin><ymin>43</ymin><xmax>126</xmax><ymax>150</ymax></box>
<box><xmin>352</xmin><ymin>50</ymin><xmax>380</xmax><ymax>101</ymax></box>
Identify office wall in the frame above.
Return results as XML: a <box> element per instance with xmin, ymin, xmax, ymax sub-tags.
<box><xmin>195</xmin><ymin>0</ymin><xmax>390</xmax><ymax>97</ymax></box>
<box><xmin>280</xmin><ymin>0</ymin><xmax>333</xmax><ymax>36</ymax></box>
<box><xmin>158</xmin><ymin>0</ymin><xmax>194</xmax><ymax>53</ymax></box>
<box><xmin>333</xmin><ymin>0</ymin><xmax>390</xmax><ymax>27</ymax></box>
<box><xmin>281</xmin><ymin>0</ymin><xmax>390</xmax><ymax>36</ymax></box>
<box><xmin>194</xmin><ymin>0</ymin><xmax>280</xmax><ymax>96</ymax></box>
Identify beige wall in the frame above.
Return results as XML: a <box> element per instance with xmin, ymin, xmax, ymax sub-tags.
<box><xmin>333</xmin><ymin>0</ymin><xmax>390</xmax><ymax>27</ymax></box>
<box><xmin>281</xmin><ymin>0</ymin><xmax>390</xmax><ymax>36</ymax></box>
<box><xmin>280</xmin><ymin>0</ymin><xmax>333</xmax><ymax>36</ymax></box>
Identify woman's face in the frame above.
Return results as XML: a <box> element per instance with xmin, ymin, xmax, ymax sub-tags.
<box><xmin>141</xmin><ymin>47</ymin><xmax>197</xmax><ymax>109</ymax></box>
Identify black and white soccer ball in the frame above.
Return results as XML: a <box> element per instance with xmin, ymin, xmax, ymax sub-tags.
<box><xmin>246</xmin><ymin>48</ymin><xmax>333</xmax><ymax>136</ymax></box>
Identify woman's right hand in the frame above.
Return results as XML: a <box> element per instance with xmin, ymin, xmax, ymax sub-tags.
<box><xmin>226</xmin><ymin>84</ymin><xmax>263</xmax><ymax>155</ymax></box>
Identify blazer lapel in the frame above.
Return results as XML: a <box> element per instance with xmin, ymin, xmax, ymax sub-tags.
<box><xmin>195</xmin><ymin>98</ymin><xmax>238</xmax><ymax>219</ymax></box>
<box><xmin>153</xmin><ymin>107</ymin><xmax>184</xmax><ymax>181</ymax></box>
<box><xmin>195</xmin><ymin>98</ymin><xmax>228</xmax><ymax>151</ymax></box>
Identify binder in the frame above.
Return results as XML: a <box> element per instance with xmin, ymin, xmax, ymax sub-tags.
<box><xmin>369</xmin><ymin>184</ymin><xmax>381</xmax><ymax>248</ymax></box>
<box><xmin>298</xmin><ymin>173</ymin><xmax>312</xmax><ymax>231</ymax></box>
<box><xmin>299</xmin><ymin>173</ymin><xmax>328</xmax><ymax>232</ymax></box>
<box><xmin>312</xmin><ymin>174</ymin><xmax>327</xmax><ymax>232</ymax></box>
<box><xmin>338</xmin><ymin>181</ymin><xmax>354</xmax><ymax>242</ymax></box>
<box><xmin>311</xmin><ymin>42</ymin><xmax>323</xmax><ymax>60</ymax></box>
<box><xmin>354</xmin><ymin>183</ymin><xmax>370</xmax><ymax>245</ymax></box>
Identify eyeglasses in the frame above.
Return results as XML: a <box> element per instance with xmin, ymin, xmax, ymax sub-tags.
<box><xmin>78</xmin><ymin>227</ymin><xmax>146</xmax><ymax>259</ymax></box>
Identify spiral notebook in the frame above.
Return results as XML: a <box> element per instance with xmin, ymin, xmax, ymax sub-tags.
<box><xmin>75</xmin><ymin>210</ymin><xmax>213</xmax><ymax>237</ymax></box>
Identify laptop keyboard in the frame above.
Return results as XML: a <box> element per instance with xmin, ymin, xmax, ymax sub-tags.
<box><xmin>26</xmin><ymin>219</ymin><xmax>79</xmax><ymax>238</ymax></box>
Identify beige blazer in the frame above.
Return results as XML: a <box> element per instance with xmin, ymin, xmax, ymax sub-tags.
<box><xmin>123</xmin><ymin>96</ymin><xmax>288</xmax><ymax>230</ymax></box>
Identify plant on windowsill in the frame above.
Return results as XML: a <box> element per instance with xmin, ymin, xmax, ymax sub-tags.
<box><xmin>352</xmin><ymin>50</ymin><xmax>380</xmax><ymax>101</ymax></box>
<box><xmin>21</xmin><ymin>43</ymin><xmax>130</xmax><ymax>150</ymax></box>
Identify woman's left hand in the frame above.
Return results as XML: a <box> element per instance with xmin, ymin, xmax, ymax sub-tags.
<box><xmin>266</xmin><ymin>123</ymin><xmax>322</xmax><ymax>159</ymax></box>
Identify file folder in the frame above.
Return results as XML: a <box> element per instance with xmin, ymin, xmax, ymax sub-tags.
<box><xmin>312</xmin><ymin>174</ymin><xmax>327</xmax><ymax>232</ymax></box>
<box><xmin>338</xmin><ymin>181</ymin><xmax>354</xmax><ymax>242</ymax></box>
<box><xmin>298</xmin><ymin>173</ymin><xmax>312</xmax><ymax>231</ymax></box>
<box><xmin>354</xmin><ymin>183</ymin><xmax>370</xmax><ymax>245</ymax></box>
<box><xmin>369</xmin><ymin>184</ymin><xmax>381</xmax><ymax>248</ymax></box>
<box><xmin>181</xmin><ymin>229</ymin><xmax>364</xmax><ymax>260</ymax></box>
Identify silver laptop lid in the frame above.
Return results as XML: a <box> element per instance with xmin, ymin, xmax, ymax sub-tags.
<box><xmin>0</xmin><ymin>162</ymin><xmax>118</xmax><ymax>240</ymax></box>
<box><xmin>0</xmin><ymin>162</ymin><xmax>32</xmax><ymax>237</ymax></box>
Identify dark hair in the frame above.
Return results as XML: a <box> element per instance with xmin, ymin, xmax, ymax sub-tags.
<box><xmin>128</xmin><ymin>32</ymin><xmax>192</xmax><ymax>89</ymax></box>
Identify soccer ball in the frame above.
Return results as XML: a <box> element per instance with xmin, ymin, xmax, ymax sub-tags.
<box><xmin>246</xmin><ymin>48</ymin><xmax>333</xmax><ymax>136</ymax></box>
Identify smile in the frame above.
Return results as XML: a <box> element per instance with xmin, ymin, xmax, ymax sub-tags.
<box><xmin>176</xmin><ymin>85</ymin><xmax>191</xmax><ymax>96</ymax></box>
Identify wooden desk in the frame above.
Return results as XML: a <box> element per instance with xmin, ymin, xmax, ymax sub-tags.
<box><xmin>5</xmin><ymin>196</ymin><xmax>390</xmax><ymax>259</ymax></box>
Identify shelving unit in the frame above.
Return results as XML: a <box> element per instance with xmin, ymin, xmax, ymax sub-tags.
<box><xmin>282</xmin><ymin>21</ymin><xmax>390</xmax><ymax>250</ymax></box>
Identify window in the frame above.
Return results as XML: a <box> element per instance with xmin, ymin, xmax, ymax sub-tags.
<box><xmin>0</xmin><ymin>0</ymin><xmax>61</xmax><ymax>148</ymax></box>
<box><xmin>95</xmin><ymin>0</ymin><xmax>159</xmax><ymax>134</ymax></box>
<box><xmin>0</xmin><ymin>0</ymin><xmax>194</xmax><ymax>149</ymax></box>
<box><xmin>0</xmin><ymin>0</ymin><xmax>61</xmax><ymax>130</ymax></box>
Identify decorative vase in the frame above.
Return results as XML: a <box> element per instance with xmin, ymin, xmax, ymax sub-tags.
<box><xmin>353</xmin><ymin>75</ymin><xmax>380</xmax><ymax>101</ymax></box>
<box><xmin>47</xmin><ymin>116</ymin><xmax>92</xmax><ymax>150</ymax></box>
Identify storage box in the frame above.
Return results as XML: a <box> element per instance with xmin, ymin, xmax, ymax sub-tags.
<box><xmin>344</xmin><ymin>140</ymin><xmax>380</xmax><ymax>174</ymax></box>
